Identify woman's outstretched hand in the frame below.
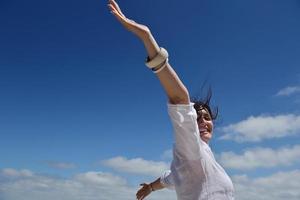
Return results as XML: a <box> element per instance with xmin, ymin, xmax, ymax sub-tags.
<box><xmin>107</xmin><ymin>0</ymin><xmax>151</xmax><ymax>40</ymax></box>
<box><xmin>136</xmin><ymin>183</ymin><xmax>152</xmax><ymax>200</ymax></box>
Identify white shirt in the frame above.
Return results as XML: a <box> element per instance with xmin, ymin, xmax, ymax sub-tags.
<box><xmin>160</xmin><ymin>102</ymin><xmax>234</xmax><ymax>200</ymax></box>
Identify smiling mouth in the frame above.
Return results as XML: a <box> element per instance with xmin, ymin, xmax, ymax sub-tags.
<box><xmin>200</xmin><ymin>128</ymin><xmax>208</xmax><ymax>132</ymax></box>
<box><xmin>199</xmin><ymin>128</ymin><xmax>209</xmax><ymax>134</ymax></box>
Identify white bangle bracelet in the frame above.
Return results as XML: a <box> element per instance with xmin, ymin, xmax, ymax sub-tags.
<box><xmin>145</xmin><ymin>47</ymin><xmax>169</xmax><ymax>69</ymax></box>
<box><xmin>152</xmin><ymin>58</ymin><xmax>168</xmax><ymax>74</ymax></box>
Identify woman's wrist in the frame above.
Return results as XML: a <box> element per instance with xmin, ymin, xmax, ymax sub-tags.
<box><xmin>141</xmin><ymin>33</ymin><xmax>160</xmax><ymax>60</ymax></box>
<box><xmin>149</xmin><ymin>182</ymin><xmax>155</xmax><ymax>192</ymax></box>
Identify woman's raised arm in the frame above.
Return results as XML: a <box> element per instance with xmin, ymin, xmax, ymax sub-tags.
<box><xmin>108</xmin><ymin>0</ymin><xmax>190</xmax><ymax>104</ymax></box>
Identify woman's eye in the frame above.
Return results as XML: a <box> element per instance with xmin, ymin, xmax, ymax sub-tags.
<box><xmin>197</xmin><ymin>115</ymin><xmax>211</xmax><ymax>121</ymax></box>
<box><xmin>204</xmin><ymin>116</ymin><xmax>211</xmax><ymax>120</ymax></box>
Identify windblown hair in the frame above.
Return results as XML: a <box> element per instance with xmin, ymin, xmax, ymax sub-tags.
<box><xmin>191</xmin><ymin>87</ymin><xmax>218</xmax><ymax>121</ymax></box>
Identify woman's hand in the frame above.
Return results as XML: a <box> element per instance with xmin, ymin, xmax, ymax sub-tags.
<box><xmin>107</xmin><ymin>0</ymin><xmax>151</xmax><ymax>40</ymax></box>
<box><xmin>136</xmin><ymin>183</ymin><xmax>152</xmax><ymax>200</ymax></box>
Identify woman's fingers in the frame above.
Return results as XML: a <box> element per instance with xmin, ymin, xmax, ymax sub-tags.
<box><xmin>107</xmin><ymin>2</ymin><xmax>130</xmax><ymax>27</ymax></box>
<box><xmin>136</xmin><ymin>192</ymin><xmax>144</xmax><ymax>200</ymax></box>
<box><xmin>107</xmin><ymin>2</ymin><xmax>120</xmax><ymax>16</ymax></box>
<box><xmin>136</xmin><ymin>185</ymin><xmax>151</xmax><ymax>200</ymax></box>
<box><xmin>107</xmin><ymin>3</ymin><xmax>120</xmax><ymax>16</ymax></box>
<box><xmin>109</xmin><ymin>5</ymin><xmax>128</xmax><ymax>25</ymax></box>
<box><xmin>136</xmin><ymin>184</ymin><xmax>148</xmax><ymax>200</ymax></box>
<box><xmin>137</xmin><ymin>193</ymin><xmax>145</xmax><ymax>200</ymax></box>
<box><xmin>109</xmin><ymin>0</ymin><xmax>126</xmax><ymax>17</ymax></box>
<box><xmin>108</xmin><ymin>1</ymin><xmax>150</xmax><ymax>38</ymax></box>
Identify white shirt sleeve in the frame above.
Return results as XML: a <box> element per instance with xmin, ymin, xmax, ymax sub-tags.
<box><xmin>167</xmin><ymin>102</ymin><xmax>205</xmax><ymax>160</ymax></box>
<box><xmin>160</xmin><ymin>170</ymin><xmax>175</xmax><ymax>190</ymax></box>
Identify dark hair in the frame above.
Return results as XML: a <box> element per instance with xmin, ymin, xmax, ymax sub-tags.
<box><xmin>191</xmin><ymin>87</ymin><xmax>218</xmax><ymax>121</ymax></box>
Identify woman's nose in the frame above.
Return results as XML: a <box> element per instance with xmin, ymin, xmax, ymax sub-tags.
<box><xmin>197</xmin><ymin>116</ymin><xmax>205</xmax><ymax>123</ymax></box>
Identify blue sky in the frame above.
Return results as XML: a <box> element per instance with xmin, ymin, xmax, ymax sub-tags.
<box><xmin>0</xmin><ymin>0</ymin><xmax>300</xmax><ymax>199</ymax></box>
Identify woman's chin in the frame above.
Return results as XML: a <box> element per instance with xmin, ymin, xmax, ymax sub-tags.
<box><xmin>200</xmin><ymin>133</ymin><xmax>211</xmax><ymax>143</ymax></box>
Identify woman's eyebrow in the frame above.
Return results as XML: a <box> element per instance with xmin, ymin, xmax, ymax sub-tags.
<box><xmin>197</xmin><ymin>113</ymin><xmax>210</xmax><ymax>118</ymax></box>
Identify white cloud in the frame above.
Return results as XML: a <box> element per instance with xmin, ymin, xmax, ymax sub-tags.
<box><xmin>1</xmin><ymin>168</ymin><xmax>300</xmax><ymax>200</ymax></box>
<box><xmin>233</xmin><ymin>170</ymin><xmax>300</xmax><ymax>200</ymax></box>
<box><xmin>1</xmin><ymin>168</ymin><xmax>33</xmax><ymax>178</ymax></box>
<box><xmin>218</xmin><ymin>145</ymin><xmax>300</xmax><ymax>170</ymax></box>
<box><xmin>0</xmin><ymin>168</ymin><xmax>176</xmax><ymax>200</ymax></box>
<box><xmin>74</xmin><ymin>171</ymin><xmax>127</xmax><ymax>186</ymax></box>
<box><xmin>219</xmin><ymin>114</ymin><xmax>300</xmax><ymax>142</ymax></box>
<box><xmin>276</xmin><ymin>86</ymin><xmax>300</xmax><ymax>96</ymax></box>
<box><xmin>101</xmin><ymin>156</ymin><xmax>169</xmax><ymax>177</ymax></box>
<box><xmin>44</xmin><ymin>161</ymin><xmax>76</xmax><ymax>169</ymax></box>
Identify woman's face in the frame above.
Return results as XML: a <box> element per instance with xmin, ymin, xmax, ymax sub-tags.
<box><xmin>197</xmin><ymin>108</ymin><xmax>214</xmax><ymax>144</ymax></box>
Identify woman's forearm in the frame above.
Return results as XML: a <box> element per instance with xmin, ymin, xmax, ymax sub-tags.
<box><xmin>141</xmin><ymin>34</ymin><xmax>160</xmax><ymax>59</ymax></box>
<box><xmin>141</xmin><ymin>33</ymin><xmax>190</xmax><ymax>104</ymax></box>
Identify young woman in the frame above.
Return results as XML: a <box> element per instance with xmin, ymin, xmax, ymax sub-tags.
<box><xmin>107</xmin><ymin>1</ymin><xmax>235</xmax><ymax>199</ymax></box>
